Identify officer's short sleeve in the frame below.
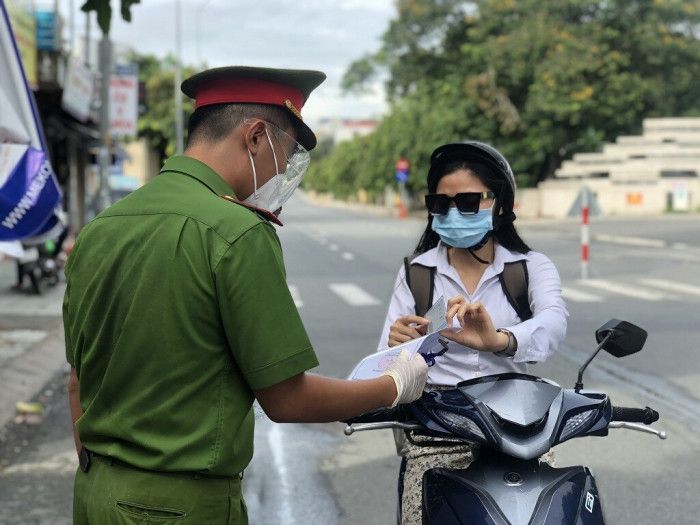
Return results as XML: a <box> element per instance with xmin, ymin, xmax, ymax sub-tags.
<box><xmin>215</xmin><ymin>223</ymin><xmax>318</xmax><ymax>390</ymax></box>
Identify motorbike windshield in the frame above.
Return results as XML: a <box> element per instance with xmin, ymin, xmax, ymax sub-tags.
<box><xmin>458</xmin><ymin>375</ymin><xmax>562</xmax><ymax>427</ymax></box>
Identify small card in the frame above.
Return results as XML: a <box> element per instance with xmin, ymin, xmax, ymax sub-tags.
<box><xmin>425</xmin><ymin>295</ymin><xmax>447</xmax><ymax>333</ymax></box>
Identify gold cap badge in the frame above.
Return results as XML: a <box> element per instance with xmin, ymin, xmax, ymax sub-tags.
<box><xmin>284</xmin><ymin>99</ymin><xmax>303</xmax><ymax>121</ymax></box>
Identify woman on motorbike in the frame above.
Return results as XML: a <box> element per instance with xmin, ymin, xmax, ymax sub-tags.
<box><xmin>377</xmin><ymin>141</ymin><xmax>569</xmax><ymax>523</ymax></box>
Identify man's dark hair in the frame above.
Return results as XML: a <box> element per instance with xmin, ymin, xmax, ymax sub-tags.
<box><xmin>186</xmin><ymin>103</ymin><xmax>294</xmax><ymax>147</ymax></box>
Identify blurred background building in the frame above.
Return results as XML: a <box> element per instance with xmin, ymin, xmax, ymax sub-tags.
<box><xmin>6</xmin><ymin>0</ymin><xmax>156</xmax><ymax>234</ymax></box>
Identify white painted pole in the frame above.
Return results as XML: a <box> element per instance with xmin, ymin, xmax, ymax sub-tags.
<box><xmin>581</xmin><ymin>186</ymin><xmax>590</xmax><ymax>279</ymax></box>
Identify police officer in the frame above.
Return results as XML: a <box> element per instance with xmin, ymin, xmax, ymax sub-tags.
<box><xmin>64</xmin><ymin>66</ymin><xmax>428</xmax><ymax>524</ymax></box>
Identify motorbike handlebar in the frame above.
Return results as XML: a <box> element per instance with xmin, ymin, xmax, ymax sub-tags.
<box><xmin>611</xmin><ymin>406</ymin><xmax>659</xmax><ymax>425</ymax></box>
<box><xmin>344</xmin><ymin>406</ymin><xmax>404</xmax><ymax>426</ymax></box>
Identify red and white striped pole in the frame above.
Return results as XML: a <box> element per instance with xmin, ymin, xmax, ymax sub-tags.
<box><xmin>581</xmin><ymin>186</ymin><xmax>590</xmax><ymax>279</ymax></box>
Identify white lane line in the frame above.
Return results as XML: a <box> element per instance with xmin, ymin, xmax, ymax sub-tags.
<box><xmin>288</xmin><ymin>285</ymin><xmax>303</xmax><ymax>308</ymax></box>
<box><xmin>329</xmin><ymin>243</ymin><xmax>339</xmax><ymax>252</ymax></box>
<box><xmin>561</xmin><ymin>286</ymin><xmax>603</xmax><ymax>303</ymax></box>
<box><xmin>341</xmin><ymin>252</ymin><xmax>355</xmax><ymax>261</ymax></box>
<box><xmin>638</xmin><ymin>278</ymin><xmax>700</xmax><ymax>298</ymax></box>
<box><xmin>268</xmin><ymin>424</ymin><xmax>294</xmax><ymax>523</ymax></box>
<box><xmin>329</xmin><ymin>283</ymin><xmax>381</xmax><ymax>306</ymax></box>
<box><xmin>577</xmin><ymin>279</ymin><xmax>669</xmax><ymax>301</ymax></box>
<box><xmin>594</xmin><ymin>234</ymin><xmax>666</xmax><ymax>248</ymax></box>
<box><xmin>1</xmin><ymin>450</ymin><xmax>77</xmax><ymax>475</ymax></box>
<box><xmin>672</xmin><ymin>242</ymin><xmax>690</xmax><ymax>250</ymax></box>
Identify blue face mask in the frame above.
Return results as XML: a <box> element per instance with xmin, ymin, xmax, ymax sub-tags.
<box><xmin>431</xmin><ymin>207</ymin><xmax>493</xmax><ymax>249</ymax></box>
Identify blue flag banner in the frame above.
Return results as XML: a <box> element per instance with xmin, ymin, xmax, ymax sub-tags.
<box><xmin>0</xmin><ymin>1</ymin><xmax>63</xmax><ymax>242</ymax></box>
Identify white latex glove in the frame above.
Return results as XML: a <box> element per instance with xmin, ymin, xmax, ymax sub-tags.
<box><xmin>382</xmin><ymin>349</ymin><xmax>429</xmax><ymax>408</ymax></box>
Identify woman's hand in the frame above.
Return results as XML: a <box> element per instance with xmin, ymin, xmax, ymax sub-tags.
<box><xmin>440</xmin><ymin>295</ymin><xmax>508</xmax><ymax>352</ymax></box>
<box><xmin>388</xmin><ymin>315</ymin><xmax>430</xmax><ymax>347</ymax></box>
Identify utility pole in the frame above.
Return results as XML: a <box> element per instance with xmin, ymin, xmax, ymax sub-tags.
<box><xmin>174</xmin><ymin>0</ymin><xmax>184</xmax><ymax>154</ymax></box>
<box><xmin>68</xmin><ymin>0</ymin><xmax>75</xmax><ymax>54</ymax></box>
<box><xmin>84</xmin><ymin>10</ymin><xmax>90</xmax><ymax>66</ymax></box>
<box><xmin>98</xmin><ymin>35</ymin><xmax>112</xmax><ymax>211</ymax></box>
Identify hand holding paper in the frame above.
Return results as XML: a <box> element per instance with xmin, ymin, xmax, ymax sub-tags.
<box><xmin>381</xmin><ymin>349</ymin><xmax>429</xmax><ymax>407</ymax></box>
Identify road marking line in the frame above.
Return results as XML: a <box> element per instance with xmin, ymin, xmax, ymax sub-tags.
<box><xmin>268</xmin><ymin>423</ymin><xmax>294</xmax><ymax>523</ymax></box>
<box><xmin>329</xmin><ymin>283</ymin><xmax>381</xmax><ymax>306</ymax></box>
<box><xmin>577</xmin><ymin>279</ymin><xmax>668</xmax><ymax>301</ymax></box>
<box><xmin>329</xmin><ymin>243</ymin><xmax>339</xmax><ymax>252</ymax></box>
<box><xmin>1</xmin><ymin>450</ymin><xmax>77</xmax><ymax>475</ymax></box>
<box><xmin>638</xmin><ymin>278</ymin><xmax>700</xmax><ymax>298</ymax></box>
<box><xmin>288</xmin><ymin>285</ymin><xmax>303</xmax><ymax>308</ymax></box>
<box><xmin>672</xmin><ymin>242</ymin><xmax>690</xmax><ymax>250</ymax></box>
<box><xmin>561</xmin><ymin>286</ymin><xmax>603</xmax><ymax>302</ymax></box>
<box><xmin>341</xmin><ymin>252</ymin><xmax>355</xmax><ymax>261</ymax></box>
<box><xmin>594</xmin><ymin>234</ymin><xmax>666</xmax><ymax>248</ymax></box>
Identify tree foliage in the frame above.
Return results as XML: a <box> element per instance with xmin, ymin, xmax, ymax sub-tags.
<box><xmin>310</xmin><ymin>0</ymin><xmax>700</xmax><ymax>198</ymax></box>
<box><xmin>128</xmin><ymin>53</ymin><xmax>197</xmax><ymax>160</ymax></box>
<box><xmin>81</xmin><ymin>0</ymin><xmax>141</xmax><ymax>35</ymax></box>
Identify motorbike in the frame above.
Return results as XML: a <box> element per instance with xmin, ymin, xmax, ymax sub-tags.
<box><xmin>344</xmin><ymin>319</ymin><xmax>667</xmax><ymax>524</ymax></box>
<box><xmin>14</xmin><ymin>237</ymin><xmax>67</xmax><ymax>294</ymax></box>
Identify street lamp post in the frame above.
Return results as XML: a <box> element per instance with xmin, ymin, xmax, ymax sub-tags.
<box><xmin>174</xmin><ymin>0</ymin><xmax>184</xmax><ymax>154</ymax></box>
<box><xmin>98</xmin><ymin>35</ymin><xmax>112</xmax><ymax>211</ymax></box>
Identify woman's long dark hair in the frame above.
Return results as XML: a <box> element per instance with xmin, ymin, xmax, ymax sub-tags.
<box><xmin>414</xmin><ymin>160</ymin><xmax>531</xmax><ymax>255</ymax></box>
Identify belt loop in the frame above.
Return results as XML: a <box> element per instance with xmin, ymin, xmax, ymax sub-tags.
<box><xmin>78</xmin><ymin>446</ymin><xmax>91</xmax><ymax>473</ymax></box>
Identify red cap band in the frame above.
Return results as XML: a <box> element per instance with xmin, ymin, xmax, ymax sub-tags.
<box><xmin>194</xmin><ymin>77</ymin><xmax>305</xmax><ymax>112</ymax></box>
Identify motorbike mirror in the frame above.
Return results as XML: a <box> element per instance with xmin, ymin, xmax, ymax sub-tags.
<box><xmin>595</xmin><ymin>319</ymin><xmax>647</xmax><ymax>358</ymax></box>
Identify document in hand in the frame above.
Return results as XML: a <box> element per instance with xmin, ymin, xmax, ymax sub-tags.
<box><xmin>348</xmin><ymin>331</ymin><xmax>449</xmax><ymax>380</ymax></box>
<box><xmin>348</xmin><ymin>296</ymin><xmax>450</xmax><ymax>380</ymax></box>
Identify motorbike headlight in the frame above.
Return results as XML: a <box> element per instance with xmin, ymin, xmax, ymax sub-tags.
<box><xmin>436</xmin><ymin>410</ymin><xmax>486</xmax><ymax>441</ymax></box>
<box><xmin>559</xmin><ymin>409</ymin><xmax>598</xmax><ymax>441</ymax></box>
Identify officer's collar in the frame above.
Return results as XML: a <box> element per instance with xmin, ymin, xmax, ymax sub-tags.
<box><xmin>160</xmin><ymin>155</ymin><xmax>283</xmax><ymax>226</ymax></box>
<box><xmin>161</xmin><ymin>155</ymin><xmax>234</xmax><ymax>198</ymax></box>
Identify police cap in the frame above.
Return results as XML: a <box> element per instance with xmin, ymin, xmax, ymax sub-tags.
<box><xmin>181</xmin><ymin>66</ymin><xmax>326</xmax><ymax>150</ymax></box>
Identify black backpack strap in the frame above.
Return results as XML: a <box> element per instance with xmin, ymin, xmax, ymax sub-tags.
<box><xmin>498</xmin><ymin>260</ymin><xmax>532</xmax><ymax>322</ymax></box>
<box><xmin>403</xmin><ymin>255</ymin><xmax>436</xmax><ymax>318</ymax></box>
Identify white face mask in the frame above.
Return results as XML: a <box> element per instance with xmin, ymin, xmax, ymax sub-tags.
<box><xmin>243</xmin><ymin>125</ymin><xmax>309</xmax><ymax>215</ymax></box>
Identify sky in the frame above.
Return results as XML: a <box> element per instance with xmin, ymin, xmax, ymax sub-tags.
<box><xmin>60</xmin><ymin>0</ymin><xmax>395</xmax><ymax>124</ymax></box>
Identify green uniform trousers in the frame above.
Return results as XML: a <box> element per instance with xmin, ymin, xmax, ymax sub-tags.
<box><xmin>73</xmin><ymin>456</ymin><xmax>247</xmax><ymax>524</ymax></box>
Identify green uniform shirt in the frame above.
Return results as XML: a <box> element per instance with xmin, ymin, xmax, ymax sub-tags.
<box><xmin>63</xmin><ymin>156</ymin><xmax>318</xmax><ymax>477</ymax></box>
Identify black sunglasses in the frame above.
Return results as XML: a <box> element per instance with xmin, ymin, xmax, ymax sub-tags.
<box><xmin>425</xmin><ymin>191</ymin><xmax>495</xmax><ymax>216</ymax></box>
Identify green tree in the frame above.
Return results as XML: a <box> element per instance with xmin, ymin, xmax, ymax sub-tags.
<box><xmin>315</xmin><ymin>0</ymin><xmax>700</xmax><ymax>198</ymax></box>
<box><xmin>81</xmin><ymin>0</ymin><xmax>140</xmax><ymax>35</ymax></box>
<box><xmin>128</xmin><ymin>53</ymin><xmax>197</xmax><ymax>160</ymax></box>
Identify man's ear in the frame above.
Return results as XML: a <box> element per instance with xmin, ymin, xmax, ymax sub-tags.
<box><xmin>244</xmin><ymin>120</ymin><xmax>267</xmax><ymax>155</ymax></box>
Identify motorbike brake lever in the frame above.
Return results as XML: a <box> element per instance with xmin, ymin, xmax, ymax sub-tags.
<box><xmin>608</xmin><ymin>422</ymin><xmax>667</xmax><ymax>440</ymax></box>
<box><xmin>344</xmin><ymin>422</ymin><xmax>423</xmax><ymax>436</ymax></box>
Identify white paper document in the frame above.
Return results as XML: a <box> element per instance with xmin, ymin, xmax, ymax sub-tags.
<box><xmin>425</xmin><ymin>295</ymin><xmax>448</xmax><ymax>333</ymax></box>
<box><xmin>348</xmin><ymin>296</ymin><xmax>450</xmax><ymax>380</ymax></box>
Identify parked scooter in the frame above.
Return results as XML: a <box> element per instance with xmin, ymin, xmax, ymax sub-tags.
<box><xmin>14</xmin><ymin>236</ymin><xmax>66</xmax><ymax>294</ymax></box>
<box><xmin>345</xmin><ymin>319</ymin><xmax>666</xmax><ymax>524</ymax></box>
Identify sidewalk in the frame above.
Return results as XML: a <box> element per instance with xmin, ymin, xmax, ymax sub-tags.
<box><xmin>0</xmin><ymin>258</ymin><xmax>66</xmax><ymax>429</ymax></box>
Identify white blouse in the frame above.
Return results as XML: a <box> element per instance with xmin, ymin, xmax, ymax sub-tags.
<box><xmin>377</xmin><ymin>242</ymin><xmax>569</xmax><ymax>386</ymax></box>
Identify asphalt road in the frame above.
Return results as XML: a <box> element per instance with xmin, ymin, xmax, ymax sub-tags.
<box><xmin>244</xmin><ymin>196</ymin><xmax>700</xmax><ymax>524</ymax></box>
<box><xmin>0</xmin><ymin>194</ymin><xmax>698</xmax><ymax>524</ymax></box>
